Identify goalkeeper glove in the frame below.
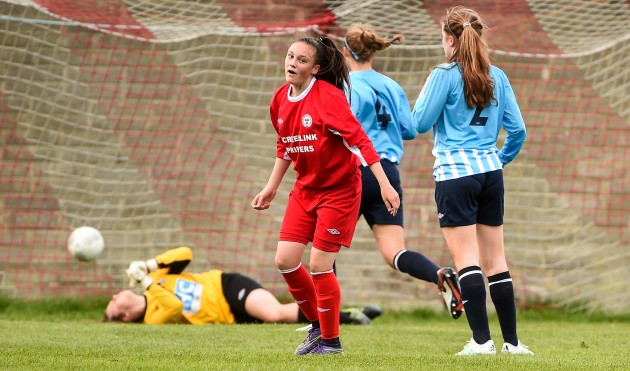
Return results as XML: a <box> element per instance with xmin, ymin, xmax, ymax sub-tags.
<box><xmin>145</xmin><ymin>258</ymin><xmax>158</xmax><ymax>272</ymax></box>
<box><xmin>127</xmin><ymin>261</ymin><xmax>153</xmax><ymax>289</ymax></box>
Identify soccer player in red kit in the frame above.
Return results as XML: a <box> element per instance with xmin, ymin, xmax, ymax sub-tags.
<box><xmin>251</xmin><ymin>35</ymin><xmax>400</xmax><ymax>355</ymax></box>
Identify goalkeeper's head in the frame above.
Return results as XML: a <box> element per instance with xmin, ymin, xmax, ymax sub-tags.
<box><xmin>103</xmin><ymin>290</ymin><xmax>145</xmax><ymax>323</ymax></box>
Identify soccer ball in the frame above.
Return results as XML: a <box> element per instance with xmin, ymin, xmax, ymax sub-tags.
<box><xmin>67</xmin><ymin>226</ymin><xmax>105</xmax><ymax>262</ymax></box>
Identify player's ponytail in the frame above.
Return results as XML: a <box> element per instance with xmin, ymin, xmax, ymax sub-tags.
<box><xmin>443</xmin><ymin>6</ymin><xmax>494</xmax><ymax>108</ymax></box>
<box><xmin>344</xmin><ymin>23</ymin><xmax>404</xmax><ymax>63</ymax></box>
<box><xmin>296</xmin><ymin>35</ymin><xmax>350</xmax><ymax>92</ymax></box>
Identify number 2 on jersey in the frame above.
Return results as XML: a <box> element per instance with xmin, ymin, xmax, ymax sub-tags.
<box><xmin>469</xmin><ymin>106</ymin><xmax>488</xmax><ymax>126</ymax></box>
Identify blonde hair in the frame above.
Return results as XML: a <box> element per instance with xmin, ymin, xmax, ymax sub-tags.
<box><xmin>443</xmin><ymin>6</ymin><xmax>494</xmax><ymax>108</ymax></box>
<box><xmin>344</xmin><ymin>23</ymin><xmax>404</xmax><ymax>63</ymax></box>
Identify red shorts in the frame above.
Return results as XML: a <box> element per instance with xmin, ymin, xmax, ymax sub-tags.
<box><xmin>279</xmin><ymin>183</ymin><xmax>361</xmax><ymax>252</ymax></box>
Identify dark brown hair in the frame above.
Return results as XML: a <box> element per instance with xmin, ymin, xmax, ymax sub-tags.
<box><xmin>296</xmin><ymin>35</ymin><xmax>350</xmax><ymax>92</ymax></box>
<box><xmin>443</xmin><ymin>6</ymin><xmax>494</xmax><ymax>108</ymax></box>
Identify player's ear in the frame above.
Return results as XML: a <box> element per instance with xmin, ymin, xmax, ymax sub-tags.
<box><xmin>311</xmin><ymin>64</ymin><xmax>320</xmax><ymax>76</ymax></box>
<box><xmin>448</xmin><ymin>34</ymin><xmax>456</xmax><ymax>47</ymax></box>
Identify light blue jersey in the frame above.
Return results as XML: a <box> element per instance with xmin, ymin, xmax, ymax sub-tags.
<box><xmin>348</xmin><ymin>69</ymin><xmax>417</xmax><ymax>164</ymax></box>
<box><xmin>412</xmin><ymin>63</ymin><xmax>526</xmax><ymax>181</ymax></box>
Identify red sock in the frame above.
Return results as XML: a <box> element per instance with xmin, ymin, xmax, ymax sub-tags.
<box><xmin>312</xmin><ymin>270</ymin><xmax>340</xmax><ymax>339</ymax></box>
<box><xmin>280</xmin><ymin>264</ymin><xmax>318</xmax><ymax>322</ymax></box>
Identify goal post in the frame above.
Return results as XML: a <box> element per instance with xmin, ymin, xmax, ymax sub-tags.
<box><xmin>0</xmin><ymin>0</ymin><xmax>627</xmax><ymax>313</ymax></box>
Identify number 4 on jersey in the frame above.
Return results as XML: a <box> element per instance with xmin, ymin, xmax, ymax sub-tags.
<box><xmin>375</xmin><ymin>99</ymin><xmax>392</xmax><ymax>130</ymax></box>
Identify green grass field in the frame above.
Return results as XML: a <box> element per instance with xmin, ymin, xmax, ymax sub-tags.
<box><xmin>1</xmin><ymin>297</ymin><xmax>629</xmax><ymax>370</ymax></box>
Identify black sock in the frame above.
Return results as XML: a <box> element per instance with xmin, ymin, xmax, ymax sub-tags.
<box><xmin>297</xmin><ymin>309</ymin><xmax>308</xmax><ymax>323</ymax></box>
<box><xmin>297</xmin><ymin>312</ymin><xmax>322</xmax><ymax>329</ymax></box>
<box><xmin>321</xmin><ymin>337</ymin><xmax>341</xmax><ymax>348</ymax></box>
<box><xmin>489</xmin><ymin>271</ymin><xmax>518</xmax><ymax>346</ymax></box>
<box><xmin>393</xmin><ymin>250</ymin><xmax>440</xmax><ymax>284</ymax></box>
<box><xmin>459</xmin><ymin>266</ymin><xmax>491</xmax><ymax>344</ymax></box>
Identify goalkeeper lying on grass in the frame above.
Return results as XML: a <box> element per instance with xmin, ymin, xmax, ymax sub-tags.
<box><xmin>104</xmin><ymin>246</ymin><xmax>380</xmax><ymax>325</ymax></box>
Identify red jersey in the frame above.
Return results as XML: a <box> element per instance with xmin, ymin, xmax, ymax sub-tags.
<box><xmin>270</xmin><ymin>78</ymin><xmax>380</xmax><ymax>190</ymax></box>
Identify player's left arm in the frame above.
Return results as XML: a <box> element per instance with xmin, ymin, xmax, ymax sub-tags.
<box><xmin>498</xmin><ymin>76</ymin><xmax>526</xmax><ymax>166</ymax></box>
<box><xmin>368</xmin><ymin>160</ymin><xmax>400</xmax><ymax>217</ymax></box>
<box><xmin>127</xmin><ymin>246</ymin><xmax>193</xmax><ymax>288</ymax></box>
<box><xmin>323</xmin><ymin>91</ymin><xmax>400</xmax><ymax>215</ymax></box>
<box><xmin>324</xmin><ymin>90</ymin><xmax>380</xmax><ymax>165</ymax></box>
<box><xmin>149</xmin><ymin>246</ymin><xmax>193</xmax><ymax>274</ymax></box>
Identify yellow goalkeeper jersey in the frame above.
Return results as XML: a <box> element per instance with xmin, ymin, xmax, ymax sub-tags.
<box><xmin>142</xmin><ymin>246</ymin><xmax>235</xmax><ymax>325</ymax></box>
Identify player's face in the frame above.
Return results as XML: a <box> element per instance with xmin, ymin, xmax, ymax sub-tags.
<box><xmin>104</xmin><ymin>290</ymin><xmax>133</xmax><ymax>322</ymax></box>
<box><xmin>441</xmin><ymin>29</ymin><xmax>455</xmax><ymax>58</ymax></box>
<box><xmin>285</xmin><ymin>41</ymin><xmax>320</xmax><ymax>90</ymax></box>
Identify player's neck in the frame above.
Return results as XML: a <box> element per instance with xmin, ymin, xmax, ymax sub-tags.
<box><xmin>131</xmin><ymin>294</ymin><xmax>147</xmax><ymax>321</ymax></box>
<box><xmin>289</xmin><ymin>77</ymin><xmax>314</xmax><ymax>97</ymax></box>
<box><xmin>350</xmin><ymin>61</ymin><xmax>372</xmax><ymax>72</ymax></box>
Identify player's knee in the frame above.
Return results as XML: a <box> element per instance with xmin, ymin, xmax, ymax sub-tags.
<box><xmin>274</xmin><ymin>259</ymin><xmax>291</xmax><ymax>271</ymax></box>
<box><xmin>377</xmin><ymin>256</ymin><xmax>397</xmax><ymax>270</ymax></box>
<box><xmin>309</xmin><ymin>255</ymin><xmax>336</xmax><ymax>272</ymax></box>
<box><xmin>255</xmin><ymin>306</ymin><xmax>288</xmax><ymax>323</ymax></box>
<box><xmin>268</xmin><ymin>312</ymin><xmax>287</xmax><ymax>323</ymax></box>
<box><xmin>274</xmin><ymin>256</ymin><xmax>299</xmax><ymax>271</ymax></box>
<box><xmin>381</xmin><ymin>254</ymin><xmax>397</xmax><ymax>269</ymax></box>
<box><xmin>256</xmin><ymin>312</ymin><xmax>277</xmax><ymax>323</ymax></box>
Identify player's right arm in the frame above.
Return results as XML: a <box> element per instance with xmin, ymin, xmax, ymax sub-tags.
<box><xmin>397</xmin><ymin>86</ymin><xmax>417</xmax><ymax>140</ymax></box>
<box><xmin>252</xmin><ymin>88</ymin><xmax>291</xmax><ymax>211</ymax></box>
<box><xmin>412</xmin><ymin>67</ymin><xmax>450</xmax><ymax>134</ymax></box>
<box><xmin>251</xmin><ymin>157</ymin><xmax>291</xmax><ymax>211</ymax></box>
